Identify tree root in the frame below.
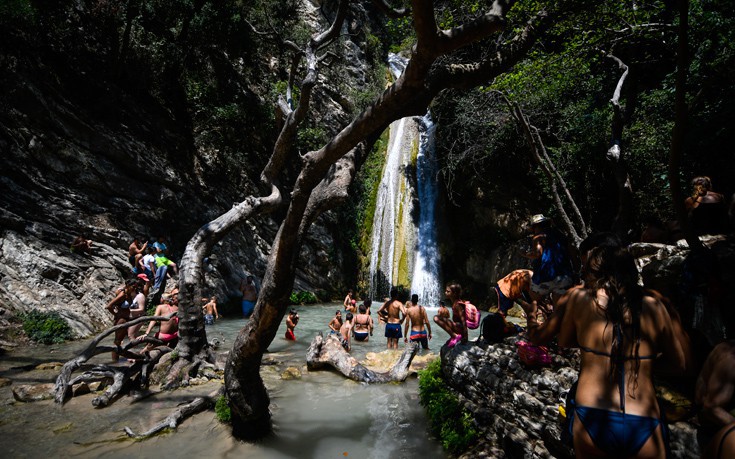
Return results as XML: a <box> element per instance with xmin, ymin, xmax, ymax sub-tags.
<box><xmin>54</xmin><ymin>313</ymin><xmax>176</xmax><ymax>405</ymax></box>
<box><xmin>306</xmin><ymin>332</ymin><xmax>418</xmax><ymax>382</ymax></box>
<box><xmin>123</xmin><ymin>386</ymin><xmax>223</xmax><ymax>439</ymax></box>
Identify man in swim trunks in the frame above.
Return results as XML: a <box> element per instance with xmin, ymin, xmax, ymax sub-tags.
<box><xmin>377</xmin><ymin>288</ymin><xmax>405</xmax><ymax>349</ymax></box>
<box><xmin>285</xmin><ymin>309</ymin><xmax>298</xmax><ymax>341</ymax></box>
<box><xmin>240</xmin><ymin>275</ymin><xmax>258</xmax><ymax>317</ymax></box>
<box><xmin>339</xmin><ymin>312</ymin><xmax>354</xmax><ymax>351</ymax></box>
<box><xmin>696</xmin><ymin>340</ymin><xmax>735</xmax><ymax>451</ymax></box>
<box><xmin>202</xmin><ymin>296</ymin><xmax>220</xmax><ymax>325</ymax></box>
<box><xmin>404</xmin><ymin>294</ymin><xmax>431</xmax><ymax>349</ymax></box>
<box><xmin>328</xmin><ymin>310</ymin><xmax>343</xmax><ymax>334</ymax></box>
<box><xmin>353</xmin><ymin>303</ymin><xmax>373</xmax><ymax>342</ymax></box>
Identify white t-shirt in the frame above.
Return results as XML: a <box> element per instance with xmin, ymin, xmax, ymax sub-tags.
<box><xmin>142</xmin><ymin>254</ymin><xmax>156</xmax><ymax>270</ymax></box>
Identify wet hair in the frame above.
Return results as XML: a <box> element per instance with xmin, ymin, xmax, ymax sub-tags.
<box><xmin>439</xmin><ymin>301</ymin><xmax>446</xmax><ymax>307</ymax></box>
<box><xmin>363</xmin><ymin>299</ymin><xmax>372</xmax><ymax>308</ymax></box>
<box><xmin>411</xmin><ymin>294</ymin><xmax>419</xmax><ymax>304</ymax></box>
<box><xmin>583</xmin><ymin>246</ymin><xmax>644</xmax><ymax>389</ymax></box>
<box><xmin>691</xmin><ymin>176</ymin><xmax>712</xmax><ymax>198</ymax></box>
<box><xmin>390</xmin><ymin>287</ymin><xmax>398</xmax><ymax>299</ymax></box>
<box><xmin>359</xmin><ymin>304</ymin><xmax>367</xmax><ymax>313</ymax></box>
<box><xmin>336</xmin><ymin>310</ymin><xmax>341</xmax><ymax>315</ymax></box>
<box><xmin>346</xmin><ymin>312</ymin><xmax>354</xmax><ymax>322</ymax></box>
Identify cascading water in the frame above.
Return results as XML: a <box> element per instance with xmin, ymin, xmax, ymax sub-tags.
<box><xmin>368</xmin><ymin>54</ymin><xmax>442</xmax><ymax>306</ymax></box>
<box><xmin>410</xmin><ymin>113</ymin><xmax>442</xmax><ymax>307</ymax></box>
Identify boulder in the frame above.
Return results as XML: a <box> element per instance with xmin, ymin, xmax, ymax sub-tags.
<box><xmin>12</xmin><ymin>383</ymin><xmax>55</xmax><ymax>402</ymax></box>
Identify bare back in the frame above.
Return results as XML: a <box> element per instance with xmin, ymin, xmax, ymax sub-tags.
<box><xmin>559</xmin><ymin>288</ymin><xmax>684</xmax><ymax>416</ymax></box>
<box><xmin>385</xmin><ymin>300</ymin><xmax>404</xmax><ymax>324</ymax></box>
<box><xmin>405</xmin><ymin>305</ymin><xmax>427</xmax><ymax>332</ymax></box>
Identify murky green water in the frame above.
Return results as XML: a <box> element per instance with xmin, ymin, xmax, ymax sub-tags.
<box><xmin>0</xmin><ymin>304</ymin><xmax>478</xmax><ymax>458</ymax></box>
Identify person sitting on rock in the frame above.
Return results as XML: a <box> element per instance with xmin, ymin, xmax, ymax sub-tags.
<box><xmin>71</xmin><ymin>234</ymin><xmax>93</xmax><ymax>255</ymax></box>
<box><xmin>433</xmin><ymin>283</ymin><xmax>468</xmax><ymax>348</ymax></box>
<box><xmin>139</xmin><ymin>246</ymin><xmax>157</xmax><ymax>283</ymax></box>
<box><xmin>328</xmin><ymin>310</ymin><xmax>342</xmax><ymax>334</ymax></box>
<box><xmin>339</xmin><ymin>312</ymin><xmax>354</xmax><ymax>351</ymax></box>
<box><xmin>685</xmin><ymin>176</ymin><xmax>728</xmax><ymax>236</ymax></box>
<box><xmin>152</xmin><ymin>235</ymin><xmax>178</xmax><ymax>275</ymax></box>
<box><xmin>521</xmin><ymin>214</ymin><xmax>576</xmax><ymax>309</ymax></box>
<box><xmin>128</xmin><ymin>236</ymin><xmax>148</xmax><ymax>272</ymax></box>
<box><xmin>558</xmin><ymin>245</ymin><xmax>684</xmax><ymax>458</ymax></box>
<box><xmin>144</xmin><ymin>294</ymin><xmax>179</xmax><ymax>350</ymax></box>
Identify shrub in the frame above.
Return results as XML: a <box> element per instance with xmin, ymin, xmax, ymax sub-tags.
<box><xmin>19</xmin><ymin>310</ymin><xmax>74</xmax><ymax>344</ymax></box>
<box><xmin>289</xmin><ymin>290</ymin><xmax>318</xmax><ymax>305</ymax></box>
<box><xmin>215</xmin><ymin>395</ymin><xmax>232</xmax><ymax>423</ymax></box>
<box><xmin>418</xmin><ymin>359</ymin><xmax>477</xmax><ymax>454</ymax></box>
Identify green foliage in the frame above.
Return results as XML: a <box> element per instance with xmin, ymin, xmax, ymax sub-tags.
<box><xmin>19</xmin><ymin>310</ymin><xmax>74</xmax><ymax>344</ymax></box>
<box><xmin>0</xmin><ymin>0</ymin><xmax>35</xmax><ymax>24</ymax></box>
<box><xmin>215</xmin><ymin>395</ymin><xmax>232</xmax><ymax>423</ymax></box>
<box><xmin>418</xmin><ymin>359</ymin><xmax>477</xmax><ymax>454</ymax></box>
<box><xmin>289</xmin><ymin>290</ymin><xmax>318</xmax><ymax>305</ymax></box>
<box><xmin>296</xmin><ymin>126</ymin><xmax>327</xmax><ymax>155</ymax></box>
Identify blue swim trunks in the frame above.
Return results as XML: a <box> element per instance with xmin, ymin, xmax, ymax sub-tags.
<box><xmin>204</xmin><ymin>313</ymin><xmax>214</xmax><ymax>325</ymax></box>
<box><xmin>385</xmin><ymin>323</ymin><xmax>402</xmax><ymax>339</ymax></box>
<box><xmin>409</xmin><ymin>330</ymin><xmax>429</xmax><ymax>349</ymax></box>
<box><xmin>242</xmin><ymin>300</ymin><xmax>256</xmax><ymax>317</ymax></box>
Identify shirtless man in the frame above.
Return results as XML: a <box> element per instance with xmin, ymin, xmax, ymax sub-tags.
<box><xmin>285</xmin><ymin>309</ymin><xmax>299</xmax><ymax>341</ymax></box>
<box><xmin>241</xmin><ymin>275</ymin><xmax>258</xmax><ymax>317</ymax></box>
<box><xmin>404</xmin><ymin>294</ymin><xmax>432</xmax><ymax>349</ymax></box>
<box><xmin>353</xmin><ymin>303</ymin><xmax>374</xmax><ymax>342</ymax></box>
<box><xmin>343</xmin><ymin>289</ymin><xmax>356</xmax><ymax>312</ymax></box>
<box><xmin>328</xmin><ymin>310</ymin><xmax>343</xmax><ymax>333</ymax></box>
<box><xmin>377</xmin><ymin>288</ymin><xmax>405</xmax><ymax>349</ymax></box>
<box><xmin>339</xmin><ymin>312</ymin><xmax>354</xmax><ymax>351</ymax></box>
<box><xmin>433</xmin><ymin>283</ymin><xmax>467</xmax><ymax>348</ymax></box>
<box><xmin>492</xmin><ymin>269</ymin><xmax>533</xmax><ymax>316</ymax></box>
<box><xmin>696</xmin><ymin>340</ymin><xmax>735</xmax><ymax>451</ymax></box>
<box><xmin>128</xmin><ymin>236</ymin><xmax>148</xmax><ymax>271</ymax></box>
<box><xmin>144</xmin><ymin>294</ymin><xmax>179</xmax><ymax>349</ymax></box>
<box><xmin>202</xmin><ymin>296</ymin><xmax>220</xmax><ymax>325</ymax></box>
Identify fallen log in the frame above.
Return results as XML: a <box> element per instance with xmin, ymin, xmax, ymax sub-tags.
<box><xmin>306</xmin><ymin>332</ymin><xmax>418</xmax><ymax>382</ymax></box>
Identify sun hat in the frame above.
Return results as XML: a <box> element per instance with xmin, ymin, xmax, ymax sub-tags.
<box><xmin>137</xmin><ymin>273</ymin><xmax>150</xmax><ymax>282</ymax></box>
<box><xmin>530</xmin><ymin>214</ymin><xmax>550</xmax><ymax>226</ymax></box>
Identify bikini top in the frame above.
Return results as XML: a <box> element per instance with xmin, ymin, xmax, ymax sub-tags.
<box><xmin>579</xmin><ymin>324</ymin><xmax>657</xmax><ymax>412</ymax></box>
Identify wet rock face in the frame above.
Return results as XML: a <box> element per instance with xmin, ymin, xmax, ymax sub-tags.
<box><xmin>442</xmin><ymin>339</ymin><xmax>698</xmax><ymax>459</ymax></box>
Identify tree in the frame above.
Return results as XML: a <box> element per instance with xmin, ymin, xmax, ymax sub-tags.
<box><xmin>163</xmin><ymin>0</ymin><xmax>551</xmax><ymax>437</ymax></box>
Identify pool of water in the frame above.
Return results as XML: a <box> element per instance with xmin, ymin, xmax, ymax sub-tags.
<box><xmin>0</xmin><ymin>303</ymin><xmax>479</xmax><ymax>458</ymax></box>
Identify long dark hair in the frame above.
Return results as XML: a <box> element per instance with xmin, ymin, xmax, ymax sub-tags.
<box><xmin>583</xmin><ymin>246</ymin><xmax>644</xmax><ymax>390</ymax></box>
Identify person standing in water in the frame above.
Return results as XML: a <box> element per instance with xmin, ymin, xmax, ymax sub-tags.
<box><xmin>285</xmin><ymin>309</ymin><xmax>299</xmax><ymax>341</ymax></box>
<box><xmin>339</xmin><ymin>312</ymin><xmax>354</xmax><ymax>351</ymax></box>
<box><xmin>241</xmin><ymin>275</ymin><xmax>258</xmax><ymax>317</ymax></box>
<box><xmin>353</xmin><ymin>303</ymin><xmax>374</xmax><ymax>342</ymax></box>
<box><xmin>202</xmin><ymin>296</ymin><xmax>220</xmax><ymax>325</ymax></box>
<box><xmin>377</xmin><ymin>288</ymin><xmax>405</xmax><ymax>349</ymax></box>
<box><xmin>328</xmin><ymin>310</ymin><xmax>343</xmax><ymax>334</ymax></box>
<box><xmin>404</xmin><ymin>294</ymin><xmax>432</xmax><ymax>349</ymax></box>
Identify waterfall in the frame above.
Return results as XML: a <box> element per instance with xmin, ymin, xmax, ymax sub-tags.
<box><xmin>410</xmin><ymin>113</ymin><xmax>442</xmax><ymax>308</ymax></box>
<box><xmin>368</xmin><ymin>54</ymin><xmax>442</xmax><ymax>307</ymax></box>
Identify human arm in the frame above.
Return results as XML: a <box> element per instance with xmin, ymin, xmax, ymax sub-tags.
<box><xmin>404</xmin><ymin>313</ymin><xmax>411</xmax><ymax>343</ymax></box>
<box><xmin>521</xmin><ymin>287</ymin><xmax>576</xmax><ymax>345</ymax></box>
<box><xmin>423</xmin><ymin>307</ymin><xmax>432</xmax><ymax>339</ymax></box>
<box><xmin>700</xmin><ymin>364</ymin><xmax>735</xmax><ymax>427</ymax></box>
<box><xmin>106</xmin><ymin>291</ymin><xmax>125</xmax><ymax>315</ymax></box>
<box><xmin>213</xmin><ymin>302</ymin><xmax>219</xmax><ymax>318</ymax></box>
<box><xmin>145</xmin><ymin>305</ymin><xmax>164</xmax><ymax>335</ymax></box>
<box><xmin>521</xmin><ymin>235</ymin><xmax>544</xmax><ymax>260</ymax></box>
<box><xmin>368</xmin><ymin>316</ymin><xmax>373</xmax><ymax>335</ymax></box>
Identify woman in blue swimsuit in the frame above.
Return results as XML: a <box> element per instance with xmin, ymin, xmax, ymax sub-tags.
<box><xmin>558</xmin><ymin>246</ymin><xmax>685</xmax><ymax>458</ymax></box>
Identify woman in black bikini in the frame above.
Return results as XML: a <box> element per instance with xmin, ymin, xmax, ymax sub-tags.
<box><xmin>106</xmin><ymin>279</ymin><xmax>136</xmax><ymax>362</ymax></box>
<box><xmin>558</xmin><ymin>246</ymin><xmax>685</xmax><ymax>458</ymax></box>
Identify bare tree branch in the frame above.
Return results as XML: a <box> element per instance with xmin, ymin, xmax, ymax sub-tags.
<box><xmin>371</xmin><ymin>0</ymin><xmax>410</xmax><ymax>19</ymax></box>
